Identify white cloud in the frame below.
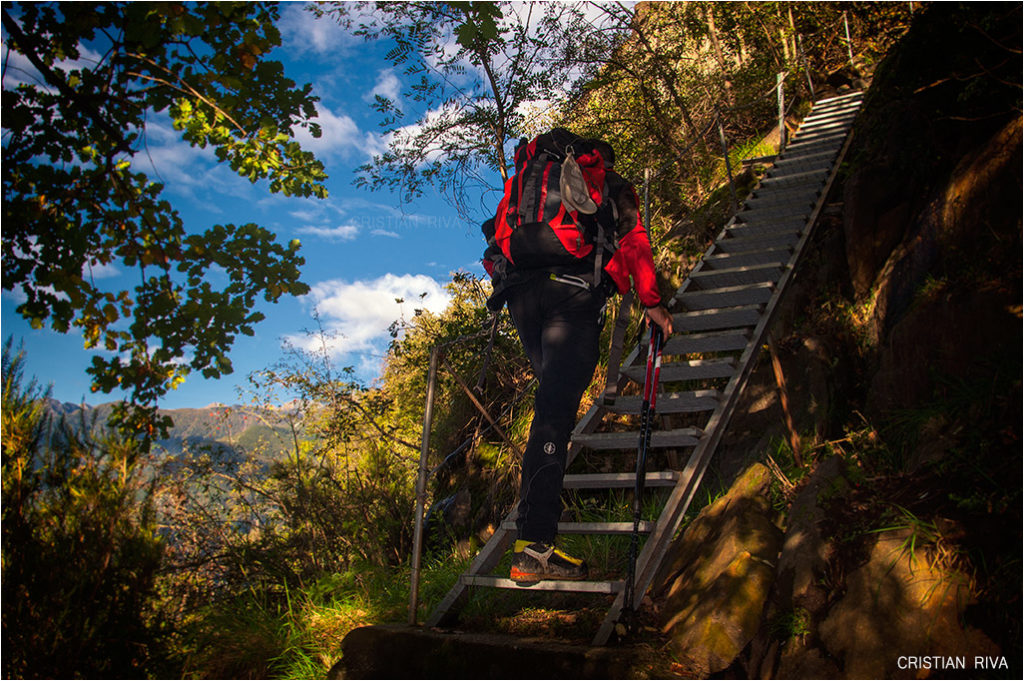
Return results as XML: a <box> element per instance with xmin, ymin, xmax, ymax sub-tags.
<box><xmin>283</xmin><ymin>195</ymin><xmax>430</xmax><ymax>241</ymax></box>
<box><xmin>278</xmin><ymin>3</ymin><xmax>359</xmax><ymax>58</ymax></box>
<box><xmin>1</xmin><ymin>49</ymin><xmax>44</xmax><ymax>90</ymax></box>
<box><xmin>290</xmin><ymin>274</ymin><xmax>452</xmax><ymax>371</ymax></box>
<box><xmin>85</xmin><ymin>260</ymin><xmax>121</xmax><ymax>280</ymax></box>
<box><xmin>362</xmin><ymin>128</ymin><xmax>390</xmax><ymax>158</ymax></box>
<box><xmin>138</xmin><ymin>125</ymin><xmax>218</xmax><ymax>187</ymax></box>
<box><xmin>297</xmin><ymin>224</ymin><xmax>360</xmax><ymax>241</ymax></box>
<box><xmin>293</xmin><ymin>104</ymin><xmax>364</xmax><ymax>161</ymax></box>
<box><xmin>516</xmin><ymin>98</ymin><xmax>567</xmax><ymax>137</ymax></box>
<box><xmin>136</xmin><ymin>117</ymin><xmax>265</xmax><ymax>210</ymax></box>
<box><xmin>288</xmin><ymin>206</ymin><xmax>327</xmax><ymax>223</ymax></box>
<box><xmin>1</xmin><ymin>287</ymin><xmax>28</xmax><ymax>305</ymax></box>
<box><xmin>367</xmin><ymin>69</ymin><xmax>402</xmax><ymax>103</ymax></box>
<box><xmin>379</xmin><ymin>102</ymin><xmax>471</xmax><ymax>168</ymax></box>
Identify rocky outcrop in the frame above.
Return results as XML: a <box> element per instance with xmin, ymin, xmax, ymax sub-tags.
<box><xmin>819</xmin><ymin>529</ymin><xmax>999</xmax><ymax>679</ymax></box>
<box><xmin>653</xmin><ymin>463</ymin><xmax>784</xmax><ymax>676</ymax></box>
<box><xmin>863</xmin><ymin>116</ymin><xmax>1022</xmax><ymax>415</ymax></box>
<box><xmin>742</xmin><ymin>458</ymin><xmax>1003</xmax><ymax>680</ymax></box>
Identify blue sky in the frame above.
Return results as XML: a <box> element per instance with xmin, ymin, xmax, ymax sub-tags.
<box><xmin>2</xmin><ymin>4</ymin><xmax>495</xmax><ymax>409</ymax></box>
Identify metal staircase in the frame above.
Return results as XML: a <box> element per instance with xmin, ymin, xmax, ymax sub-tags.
<box><xmin>426</xmin><ymin>90</ymin><xmax>865</xmax><ymax>645</ymax></box>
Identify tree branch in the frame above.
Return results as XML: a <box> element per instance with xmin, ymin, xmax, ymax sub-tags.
<box><xmin>1</xmin><ymin>8</ymin><xmax>133</xmax><ymax>155</ymax></box>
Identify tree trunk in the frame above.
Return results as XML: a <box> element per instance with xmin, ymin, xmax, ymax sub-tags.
<box><xmin>704</xmin><ymin>4</ymin><xmax>734</xmax><ymax>106</ymax></box>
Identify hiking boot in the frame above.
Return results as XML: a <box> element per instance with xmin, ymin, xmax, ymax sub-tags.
<box><xmin>510</xmin><ymin>540</ymin><xmax>588</xmax><ymax>585</ymax></box>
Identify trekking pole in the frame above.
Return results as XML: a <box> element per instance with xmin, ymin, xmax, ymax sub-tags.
<box><xmin>624</xmin><ymin>324</ymin><xmax>664</xmax><ymax>628</ymax></box>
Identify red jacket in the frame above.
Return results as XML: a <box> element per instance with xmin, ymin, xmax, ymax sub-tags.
<box><xmin>602</xmin><ymin>181</ymin><xmax>662</xmax><ymax>308</ymax></box>
<box><xmin>482</xmin><ymin>142</ymin><xmax>662</xmax><ymax>310</ymax></box>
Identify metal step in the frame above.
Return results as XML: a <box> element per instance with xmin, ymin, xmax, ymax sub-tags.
<box><xmin>785</xmin><ymin>134</ymin><xmax>846</xmax><ymax>153</ymax></box>
<box><xmin>602</xmin><ymin>390</ymin><xmax>720</xmax><ymax>415</ymax></box>
<box><xmin>623</xmin><ymin>357</ymin><xmax>736</xmax><ymax>383</ymax></box>
<box><xmin>736</xmin><ymin>203</ymin><xmax>812</xmax><ymax>222</ymax></box>
<box><xmin>795</xmin><ymin>113</ymin><xmax>859</xmax><ymax>130</ymax></box>
<box><xmin>784</xmin><ymin>130</ymin><xmax>847</xmax><ymax>148</ymax></box>
<box><xmin>793</xmin><ymin>118</ymin><xmax>856</xmax><ymax>134</ymax></box>
<box><xmin>563</xmin><ymin>470</ymin><xmax>679</xmax><ymax>488</ymax></box>
<box><xmin>713</xmin><ymin>231</ymin><xmax>801</xmax><ymax>253</ymax></box>
<box><xmin>661</xmin><ymin>329</ymin><xmax>750</xmax><ymax>355</ymax></box>
<box><xmin>742</xmin><ymin>199</ymin><xmax>816</xmax><ymax>219</ymax></box>
<box><xmin>733</xmin><ymin>210</ymin><xmax>809</xmax><ymax>228</ymax></box>
<box><xmin>749</xmin><ymin>183</ymin><xmax>822</xmax><ymax>201</ymax></box>
<box><xmin>572</xmin><ymin>428</ymin><xmax>702</xmax><ymax>451</ymax></box>
<box><xmin>726</xmin><ymin>221</ymin><xmax>805</xmax><ymax>240</ymax></box>
<box><xmin>767</xmin><ymin>160</ymin><xmax>835</xmax><ymax>178</ymax></box>
<box><xmin>747</xmin><ymin>186</ymin><xmax>820</xmax><ymax>206</ymax></box>
<box><xmin>803</xmin><ymin>104</ymin><xmax>859</xmax><ymax>118</ymax></box>
<box><xmin>689</xmin><ymin>263</ymin><xmax>784</xmax><ymax>289</ymax></box>
<box><xmin>670</xmin><ymin>305</ymin><xmax>762</xmax><ymax>332</ymax></box>
<box><xmin>772</xmin><ymin>148</ymin><xmax>837</xmax><ymax>168</ymax></box>
<box><xmin>762</xmin><ymin>164</ymin><xmax>833</xmax><ymax>183</ymax></box>
<box><xmin>757</xmin><ymin>169</ymin><xmax>832</xmax><ymax>189</ymax></box>
<box><xmin>803</xmin><ymin>100</ymin><xmax>861</xmax><ymax>115</ymax></box>
<box><xmin>500</xmin><ymin>520</ymin><xmax>656</xmax><ymax>534</ymax></box>
<box><xmin>464</xmin><ymin>575</ymin><xmax>624</xmax><ymax>594</ymax></box>
<box><xmin>803</xmin><ymin>99</ymin><xmax>861</xmax><ymax>117</ymax></box>
<box><xmin>677</xmin><ymin>282</ymin><xmax>774</xmax><ymax>310</ymax></box>
<box><xmin>701</xmin><ymin>248</ymin><xmax>792</xmax><ymax>268</ymax></box>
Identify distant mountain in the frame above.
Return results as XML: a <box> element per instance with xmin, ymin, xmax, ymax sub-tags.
<box><xmin>43</xmin><ymin>398</ymin><xmax>298</xmax><ymax>458</ymax></box>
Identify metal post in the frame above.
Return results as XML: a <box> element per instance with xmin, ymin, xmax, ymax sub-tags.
<box><xmin>776</xmin><ymin>72</ymin><xmax>787</xmax><ymax>152</ymax></box>
<box><xmin>409</xmin><ymin>344</ymin><xmax>440</xmax><ymax>625</ymax></box>
<box><xmin>798</xmin><ymin>34</ymin><xmax>815</xmax><ymax>100</ymax></box>
<box><xmin>643</xmin><ymin>167</ymin><xmax>651</xmax><ymax>238</ymax></box>
<box><xmin>843</xmin><ymin>12</ymin><xmax>854</xmax><ymax>68</ymax></box>
<box><xmin>716</xmin><ymin>115</ymin><xmax>737</xmax><ymax>215</ymax></box>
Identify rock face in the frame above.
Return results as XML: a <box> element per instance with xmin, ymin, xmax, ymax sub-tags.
<box><xmin>862</xmin><ymin>116</ymin><xmax>1023</xmax><ymax>416</ymax></box>
<box><xmin>819</xmin><ymin>530</ymin><xmax>999</xmax><ymax>679</ymax></box>
<box><xmin>772</xmin><ymin>457</ymin><xmax>845</xmax><ymax>617</ymax></box>
<box><xmin>654</xmin><ymin>463</ymin><xmax>784</xmax><ymax>676</ymax></box>
<box><xmin>742</xmin><ymin>458</ymin><xmax>1002</xmax><ymax>680</ymax></box>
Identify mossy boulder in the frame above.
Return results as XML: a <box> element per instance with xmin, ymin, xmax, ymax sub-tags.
<box><xmin>819</xmin><ymin>529</ymin><xmax>999</xmax><ymax>679</ymax></box>
<box><xmin>654</xmin><ymin>463</ymin><xmax>783</xmax><ymax>675</ymax></box>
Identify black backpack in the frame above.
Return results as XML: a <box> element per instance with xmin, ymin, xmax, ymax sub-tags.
<box><xmin>484</xmin><ymin>128</ymin><xmax>619</xmax><ymax>281</ymax></box>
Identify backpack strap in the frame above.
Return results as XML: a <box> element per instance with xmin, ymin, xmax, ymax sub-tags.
<box><xmin>592</xmin><ymin>219</ymin><xmax>606</xmax><ymax>290</ymax></box>
<box><xmin>518</xmin><ymin>150</ymin><xmax>562</xmax><ymax>226</ymax></box>
<box><xmin>590</xmin><ymin>179</ymin><xmax>619</xmax><ymax>289</ymax></box>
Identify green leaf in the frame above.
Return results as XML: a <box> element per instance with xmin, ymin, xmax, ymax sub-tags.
<box><xmin>3</xmin><ymin>1</ymin><xmax>322</xmax><ymax>417</ymax></box>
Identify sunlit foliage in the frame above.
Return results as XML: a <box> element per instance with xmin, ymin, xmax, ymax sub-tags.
<box><xmin>2</xmin><ymin>2</ymin><xmax>326</xmax><ymax>437</ymax></box>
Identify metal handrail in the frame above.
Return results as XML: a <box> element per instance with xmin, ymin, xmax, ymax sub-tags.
<box><xmin>407</xmin><ymin>324</ymin><xmax>534</xmax><ymax>624</ymax></box>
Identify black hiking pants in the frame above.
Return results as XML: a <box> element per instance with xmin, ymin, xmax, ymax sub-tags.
<box><xmin>506</xmin><ymin>274</ymin><xmax>605</xmax><ymax>544</ymax></box>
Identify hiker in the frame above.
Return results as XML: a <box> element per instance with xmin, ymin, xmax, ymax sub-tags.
<box><xmin>482</xmin><ymin>129</ymin><xmax>673</xmax><ymax>584</ymax></box>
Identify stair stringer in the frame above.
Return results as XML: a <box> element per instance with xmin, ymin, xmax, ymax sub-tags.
<box><xmin>591</xmin><ymin>91</ymin><xmax>863</xmax><ymax>645</ymax></box>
